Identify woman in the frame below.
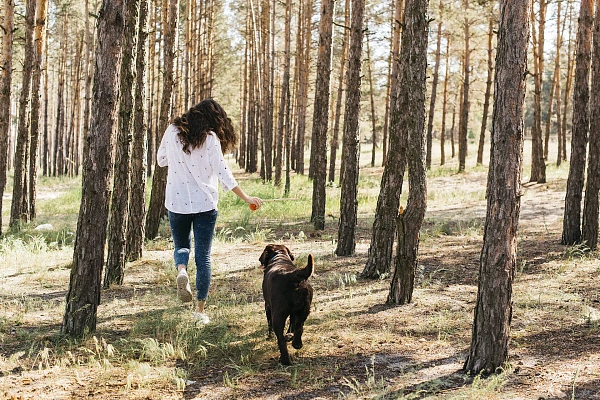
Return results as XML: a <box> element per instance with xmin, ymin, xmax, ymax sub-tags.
<box><xmin>157</xmin><ymin>99</ymin><xmax>262</xmax><ymax>324</ymax></box>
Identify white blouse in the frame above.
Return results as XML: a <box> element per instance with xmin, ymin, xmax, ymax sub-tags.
<box><xmin>157</xmin><ymin>124</ymin><xmax>238</xmax><ymax>214</ymax></box>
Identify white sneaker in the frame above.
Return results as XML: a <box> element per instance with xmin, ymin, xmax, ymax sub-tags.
<box><xmin>193</xmin><ymin>312</ymin><xmax>210</xmax><ymax>324</ymax></box>
<box><xmin>176</xmin><ymin>271</ymin><xmax>193</xmax><ymax>303</ymax></box>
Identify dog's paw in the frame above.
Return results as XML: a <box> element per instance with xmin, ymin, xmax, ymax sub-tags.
<box><xmin>279</xmin><ymin>356</ymin><xmax>292</xmax><ymax>366</ymax></box>
<box><xmin>285</xmin><ymin>333</ymin><xmax>294</xmax><ymax>342</ymax></box>
<box><xmin>292</xmin><ymin>340</ymin><xmax>303</xmax><ymax>350</ymax></box>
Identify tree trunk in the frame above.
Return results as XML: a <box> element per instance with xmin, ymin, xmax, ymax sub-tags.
<box><xmin>62</xmin><ymin>0</ymin><xmax>125</xmax><ymax>336</ymax></box>
<box><xmin>387</xmin><ymin>0</ymin><xmax>429</xmax><ymax>304</ymax></box>
<box><xmin>361</xmin><ymin>0</ymin><xmax>409</xmax><ymax>279</ymax></box>
<box><xmin>152</xmin><ymin>0</ymin><xmax>165</xmax><ymax>177</ymax></box>
<box><xmin>336</xmin><ymin>0</ymin><xmax>365</xmax><ymax>256</ymax></box>
<box><xmin>146</xmin><ymin>2</ymin><xmax>157</xmax><ymax>177</ymax></box>
<box><xmin>554</xmin><ymin>0</ymin><xmax>563</xmax><ymax>167</ymax></box>
<box><xmin>328</xmin><ymin>0</ymin><xmax>350</xmax><ymax>183</ymax></box>
<box><xmin>282</xmin><ymin>0</ymin><xmax>293</xmax><ymax>194</ymax></box>
<box><xmin>562</xmin><ymin>0</ymin><xmax>593</xmax><ymax>245</ymax></box>
<box><xmin>27</xmin><ymin>0</ymin><xmax>48</xmax><ymax>220</ymax></box>
<box><xmin>295</xmin><ymin>0</ymin><xmax>312</xmax><ymax>175</ymax></box>
<box><xmin>127</xmin><ymin>0</ymin><xmax>149</xmax><ymax>262</ymax></box>
<box><xmin>458</xmin><ymin>0</ymin><xmax>470</xmax><ymax>173</ymax></box>
<box><xmin>544</xmin><ymin>2</ymin><xmax>564</xmax><ymax>164</ymax></box>
<box><xmin>183</xmin><ymin>0</ymin><xmax>191</xmax><ymax>111</ymax></box>
<box><xmin>81</xmin><ymin>0</ymin><xmax>96</xmax><ymax>177</ymax></box>
<box><xmin>581</xmin><ymin>0</ymin><xmax>600</xmax><ymax>250</ymax></box>
<box><xmin>260</xmin><ymin>0</ymin><xmax>273</xmax><ymax>182</ymax></box>
<box><xmin>384</xmin><ymin>0</ymin><xmax>405</xmax><ymax>167</ymax></box>
<box><xmin>53</xmin><ymin>17</ymin><xmax>68</xmax><ymax>177</ymax></box>
<box><xmin>275</xmin><ymin>0</ymin><xmax>292</xmax><ymax>188</ymax></box>
<box><xmin>463</xmin><ymin>0</ymin><xmax>528</xmax><ymax>374</ymax></box>
<box><xmin>10</xmin><ymin>0</ymin><xmax>37</xmax><ymax>228</ymax></box>
<box><xmin>367</xmin><ymin>29</ymin><xmax>378</xmax><ymax>168</ymax></box>
<box><xmin>561</xmin><ymin>3</ymin><xmax>575</xmax><ymax>163</ymax></box>
<box><xmin>65</xmin><ymin>35</ymin><xmax>84</xmax><ymax>177</ymax></box>
<box><xmin>440</xmin><ymin>35</ymin><xmax>449</xmax><ymax>166</ymax></box>
<box><xmin>544</xmin><ymin>73</ymin><xmax>556</xmax><ymax>162</ymax></box>
<box><xmin>0</xmin><ymin>0</ymin><xmax>15</xmax><ymax>236</ymax></box>
<box><xmin>239</xmin><ymin>6</ymin><xmax>249</xmax><ymax>170</ymax></box>
<box><xmin>530</xmin><ymin>0</ymin><xmax>547</xmax><ymax>183</ymax></box>
<box><xmin>426</xmin><ymin>19</ymin><xmax>442</xmax><ymax>170</ymax></box>
<box><xmin>145</xmin><ymin>0</ymin><xmax>179</xmax><ymax>240</ymax></box>
<box><xmin>105</xmin><ymin>0</ymin><xmax>140</xmax><ymax>287</ymax></box>
<box><xmin>310</xmin><ymin>0</ymin><xmax>334</xmax><ymax>230</ymax></box>
<box><xmin>451</xmin><ymin>88</ymin><xmax>458</xmax><ymax>158</ymax></box>
<box><xmin>477</xmin><ymin>17</ymin><xmax>494</xmax><ymax>165</ymax></box>
<box><xmin>42</xmin><ymin>32</ymin><xmax>49</xmax><ymax>177</ymax></box>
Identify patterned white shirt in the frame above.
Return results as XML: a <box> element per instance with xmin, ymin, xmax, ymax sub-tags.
<box><xmin>157</xmin><ymin>124</ymin><xmax>238</xmax><ymax>214</ymax></box>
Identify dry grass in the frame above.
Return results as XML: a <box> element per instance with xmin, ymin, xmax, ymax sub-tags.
<box><xmin>1</xmin><ymin>140</ymin><xmax>600</xmax><ymax>399</ymax></box>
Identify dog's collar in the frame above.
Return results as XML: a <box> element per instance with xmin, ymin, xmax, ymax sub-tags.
<box><xmin>268</xmin><ymin>251</ymin><xmax>284</xmax><ymax>263</ymax></box>
<box><xmin>262</xmin><ymin>251</ymin><xmax>287</xmax><ymax>267</ymax></box>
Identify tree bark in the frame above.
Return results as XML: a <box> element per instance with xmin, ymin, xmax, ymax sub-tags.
<box><xmin>239</xmin><ymin>5</ymin><xmax>249</xmax><ymax>170</ymax></box>
<box><xmin>562</xmin><ymin>0</ymin><xmax>593</xmax><ymax>245</ymax></box>
<box><xmin>384</xmin><ymin>0</ymin><xmax>405</xmax><ymax>167</ymax></box>
<box><xmin>42</xmin><ymin>31</ymin><xmax>49</xmax><ymax>177</ymax></box>
<box><xmin>426</xmin><ymin>19</ymin><xmax>442</xmax><ymax>170</ymax></box>
<box><xmin>554</xmin><ymin>0</ymin><xmax>563</xmax><ymax>167</ymax></box>
<box><xmin>10</xmin><ymin>0</ymin><xmax>37</xmax><ymax>228</ymax></box>
<box><xmin>530</xmin><ymin>0</ymin><xmax>547</xmax><ymax>183</ymax></box>
<box><xmin>336</xmin><ymin>0</ymin><xmax>365</xmax><ymax>256</ymax></box>
<box><xmin>66</xmin><ymin>34</ymin><xmax>84</xmax><ymax>177</ymax></box>
<box><xmin>361</xmin><ymin>0</ymin><xmax>409</xmax><ymax>279</ymax></box>
<box><xmin>260</xmin><ymin>0</ymin><xmax>273</xmax><ymax>181</ymax></box>
<box><xmin>42</xmin><ymin>30</ymin><xmax>49</xmax><ymax>177</ymax></box>
<box><xmin>387</xmin><ymin>0</ymin><xmax>429</xmax><ymax>304</ymax></box>
<box><xmin>544</xmin><ymin>72</ymin><xmax>556</xmax><ymax>161</ymax></box>
<box><xmin>0</xmin><ymin>0</ymin><xmax>15</xmax><ymax>235</ymax></box>
<box><xmin>26</xmin><ymin>0</ymin><xmax>48</xmax><ymax>220</ymax></box>
<box><xmin>561</xmin><ymin>3</ymin><xmax>575</xmax><ymax>163</ymax></box>
<box><xmin>581</xmin><ymin>0</ymin><xmax>600</xmax><ymax>250</ymax></box>
<box><xmin>464</xmin><ymin>0</ymin><xmax>528</xmax><ymax>374</ymax></box>
<box><xmin>328</xmin><ymin>0</ymin><xmax>350</xmax><ymax>183</ymax></box>
<box><xmin>451</xmin><ymin>87</ymin><xmax>458</xmax><ymax>158</ymax></box>
<box><xmin>477</xmin><ymin>17</ymin><xmax>494</xmax><ymax>165</ymax></box>
<box><xmin>295</xmin><ymin>0</ymin><xmax>312</xmax><ymax>175</ymax></box>
<box><xmin>310</xmin><ymin>0</ymin><xmax>334</xmax><ymax>230</ymax></box>
<box><xmin>62</xmin><ymin>0</ymin><xmax>125</xmax><ymax>336</ymax></box>
<box><xmin>458</xmin><ymin>0</ymin><xmax>470</xmax><ymax>173</ymax></box>
<box><xmin>146</xmin><ymin>2</ymin><xmax>157</xmax><ymax>177</ymax></box>
<box><xmin>367</xmin><ymin>29</ymin><xmax>378</xmax><ymax>168</ymax></box>
<box><xmin>127</xmin><ymin>0</ymin><xmax>149</xmax><ymax>262</ymax></box>
<box><xmin>282</xmin><ymin>0</ymin><xmax>293</xmax><ymax>194</ymax></box>
<box><xmin>145</xmin><ymin>0</ymin><xmax>179</xmax><ymax>240</ymax></box>
<box><xmin>440</xmin><ymin>35</ymin><xmax>449</xmax><ymax>166</ymax></box>
<box><xmin>275</xmin><ymin>0</ymin><xmax>292</xmax><ymax>188</ymax></box>
<box><xmin>53</xmin><ymin>17</ymin><xmax>68</xmax><ymax>177</ymax></box>
<box><xmin>105</xmin><ymin>0</ymin><xmax>140</xmax><ymax>287</ymax></box>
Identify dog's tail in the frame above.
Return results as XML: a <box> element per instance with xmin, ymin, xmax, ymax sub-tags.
<box><xmin>292</xmin><ymin>254</ymin><xmax>313</xmax><ymax>282</ymax></box>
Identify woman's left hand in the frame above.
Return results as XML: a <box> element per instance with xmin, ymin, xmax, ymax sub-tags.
<box><xmin>247</xmin><ymin>197</ymin><xmax>263</xmax><ymax>210</ymax></box>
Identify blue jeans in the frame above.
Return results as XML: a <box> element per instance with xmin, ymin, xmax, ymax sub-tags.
<box><xmin>168</xmin><ymin>209</ymin><xmax>218</xmax><ymax>301</ymax></box>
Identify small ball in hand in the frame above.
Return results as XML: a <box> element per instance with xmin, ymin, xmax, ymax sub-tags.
<box><xmin>249</xmin><ymin>203</ymin><xmax>258</xmax><ymax>211</ymax></box>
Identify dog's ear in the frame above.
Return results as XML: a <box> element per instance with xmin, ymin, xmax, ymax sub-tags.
<box><xmin>259</xmin><ymin>244</ymin><xmax>275</xmax><ymax>266</ymax></box>
<box><xmin>284</xmin><ymin>245</ymin><xmax>294</xmax><ymax>261</ymax></box>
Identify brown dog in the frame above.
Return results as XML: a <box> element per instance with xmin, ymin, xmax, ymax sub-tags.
<box><xmin>259</xmin><ymin>244</ymin><xmax>314</xmax><ymax>365</ymax></box>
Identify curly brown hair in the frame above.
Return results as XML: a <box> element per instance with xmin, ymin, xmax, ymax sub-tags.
<box><xmin>172</xmin><ymin>99</ymin><xmax>237</xmax><ymax>154</ymax></box>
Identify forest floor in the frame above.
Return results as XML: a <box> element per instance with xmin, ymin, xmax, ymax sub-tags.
<box><xmin>1</xmin><ymin>153</ymin><xmax>600</xmax><ymax>399</ymax></box>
